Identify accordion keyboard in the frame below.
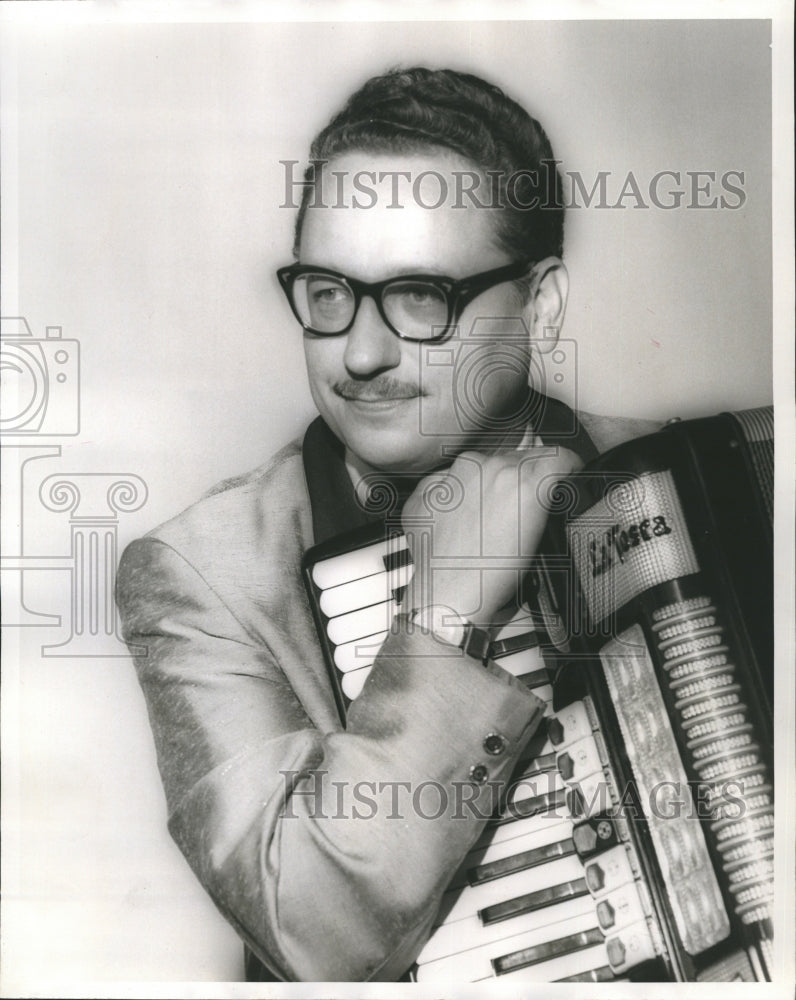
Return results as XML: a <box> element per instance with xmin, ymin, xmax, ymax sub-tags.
<box><xmin>306</xmin><ymin>534</ymin><xmax>663</xmax><ymax>982</ymax></box>
<box><xmin>413</xmin><ymin>616</ymin><xmax>662</xmax><ymax>982</ymax></box>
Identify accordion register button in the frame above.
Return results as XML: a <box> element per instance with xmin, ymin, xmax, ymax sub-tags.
<box><xmin>550</xmin><ymin>702</ymin><xmax>592</xmax><ymax>748</ymax></box>
<box><xmin>548</xmin><ymin>717</ymin><xmax>565</xmax><ymax>746</ymax></box>
<box><xmin>483</xmin><ymin>733</ymin><xmax>507</xmax><ymax>756</ymax></box>
<box><xmin>470</xmin><ymin>764</ymin><xmax>489</xmax><ymax>784</ymax></box>
<box><xmin>557</xmin><ymin>752</ymin><xmax>575</xmax><ymax>781</ymax></box>
<box><xmin>585</xmin><ymin>860</ymin><xmax>605</xmax><ymax>893</ymax></box>
<box><xmin>605</xmin><ymin>919</ymin><xmax>658</xmax><ymax>973</ymax></box>
<box><xmin>556</xmin><ymin>735</ymin><xmax>603</xmax><ymax>783</ymax></box>
<box><xmin>573</xmin><ymin>817</ymin><xmax>619</xmax><ymax>858</ymax></box>
<box><xmin>596</xmin><ymin>900</ymin><xmax>615</xmax><ymax>929</ymax></box>
<box><xmin>595</xmin><ymin>881</ymin><xmax>647</xmax><ymax>932</ymax></box>
<box><xmin>584</xmin><ymin>845</ymin><xmax>635</xmax><ymax>898</ymax></box>
<box><xmin>572</xmin><ymin>820</ymin><xmax>597</xmax><ymax>855</ymax></box>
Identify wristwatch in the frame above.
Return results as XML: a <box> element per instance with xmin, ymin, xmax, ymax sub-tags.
<box><xmin>409</xmin><ymin>604</ymin><xmax>492</xmax><ymax>665</ymax></box>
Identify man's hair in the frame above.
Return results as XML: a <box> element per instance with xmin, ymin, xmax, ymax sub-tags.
<box><xmin>293</xmin><ymin>66</ymin><xmax>564</xmax><ymax>263</ymax></box>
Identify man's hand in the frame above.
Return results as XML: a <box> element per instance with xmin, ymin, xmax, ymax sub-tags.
<box><xmin>401</xmin><ymin>446</ymin><xmax>583</xmax><ymax>624</ymax></box>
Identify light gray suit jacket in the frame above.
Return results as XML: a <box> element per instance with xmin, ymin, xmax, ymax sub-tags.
<box><xmin>116</xmin><ymin>411</ymin><xmax>658</xmax><ymax>982</ymax></box>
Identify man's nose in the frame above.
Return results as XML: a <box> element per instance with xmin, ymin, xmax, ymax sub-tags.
<box><xmin>343</xmin><ymin>296</ymin><xmax>402</xmax><ymax>376</ymax></box>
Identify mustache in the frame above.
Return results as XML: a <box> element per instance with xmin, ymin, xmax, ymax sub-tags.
<box><xmin>333</xmin><ymin>377</ymin><xmax>423</xmax><ymax>401</ymax></box>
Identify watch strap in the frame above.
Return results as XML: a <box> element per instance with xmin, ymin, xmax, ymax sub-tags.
<box><xmin>408</xmin><ymin>606</ymin><xmax>492</xmax><ymax>666</ymax></box>
<box><xmin>461</xmin><ymin>622</ymin><xmax>492</xmax><ymax>664</ymax></box>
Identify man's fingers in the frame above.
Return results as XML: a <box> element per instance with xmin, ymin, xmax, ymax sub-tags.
<box><xmin>557</xmin><ymin>446</ymin><xmax>585</xmax><ymax>475</ymax></box>
<box><xmin>512</xmin><ymin>445</ymin><xmax>582</xmax><ymax>479</ymax></box>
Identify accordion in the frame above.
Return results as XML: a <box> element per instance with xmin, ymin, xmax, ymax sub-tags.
<box><xmin>302</xmin><ymin>407</ymin><xmax>774</xmax><ymax>982</ymax></box>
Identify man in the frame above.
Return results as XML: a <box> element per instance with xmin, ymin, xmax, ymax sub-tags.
<box><xmin>117</xmin><ymin>67</ymin><xmax>653</xmax><ymax>982</ymax></box>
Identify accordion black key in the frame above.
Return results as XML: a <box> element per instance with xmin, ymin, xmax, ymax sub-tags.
<box><xmin>302</xmin><ymin>407</ymin><xmax>774</xmax><ymax>982</ymax></box>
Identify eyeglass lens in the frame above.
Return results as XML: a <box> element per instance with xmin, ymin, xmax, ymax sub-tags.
<box><xmin>291</xmin><ymin>273</ymin><xmax>449</xmax><ymax>339</ymax></box>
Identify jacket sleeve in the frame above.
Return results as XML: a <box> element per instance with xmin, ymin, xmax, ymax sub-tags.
<box><xmin>117</xmin><ymin>536</ymin><xmax>544</xmax><ymax>982</ymax></box>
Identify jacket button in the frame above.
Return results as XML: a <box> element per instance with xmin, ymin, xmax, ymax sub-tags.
<box><xmin>483</xmin><ymin>733</ymin><xmax>506</xmax><ymax>756</ymax></box>
<box><xmin>469</xmin><ymin>763</ymin><xmax>489</xmax><ymax>784</ymax></box>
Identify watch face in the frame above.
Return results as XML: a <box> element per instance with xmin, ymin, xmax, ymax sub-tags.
<box><xmin>414</xmin><ymin>604</ymin><xmax>467</xmax><ymax>648</ymax></box>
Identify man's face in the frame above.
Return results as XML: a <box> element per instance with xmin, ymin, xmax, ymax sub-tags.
<box><xmin>297</xmin><ymin>150</ymin><xmax>534</xmax><ymax>473</ymax></box>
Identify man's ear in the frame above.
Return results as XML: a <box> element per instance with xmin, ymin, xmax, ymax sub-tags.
<box><xmin>524</xmin><ymin>257</ymin><xmax>569</xmax><ymax>355</ymax></box>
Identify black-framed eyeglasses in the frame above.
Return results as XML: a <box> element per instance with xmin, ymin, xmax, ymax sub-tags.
<box><xmin>276</xmin><ymin>259</ymin><xmax>534</xmax><ymax>342</ymax></box>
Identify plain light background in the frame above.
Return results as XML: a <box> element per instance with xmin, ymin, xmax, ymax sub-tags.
<box><xmin>10</xmin><ymin>17</ymin><xmax>773</xmax><ymax>526</ymax></box>
<box><xmin>1</xmin><ymin>14</ymin><xmax>780</xmax><ymax>992</ymax></box>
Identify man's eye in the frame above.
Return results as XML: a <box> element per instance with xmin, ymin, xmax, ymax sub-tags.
<box><xmin>395</xmin><ymin>285</ymin><xmax>446</xmax><ymax>308</ymax></box>
<box><xmin>310</xmin><ymin>284</ymin><xmax>349</xmax><ymax>304</ymax></box>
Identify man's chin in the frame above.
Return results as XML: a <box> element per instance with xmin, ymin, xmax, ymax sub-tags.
<box><xmin>343</xmin><ymin>429</ymin><xmax>442</xmax><ymax>476</ymax></box>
